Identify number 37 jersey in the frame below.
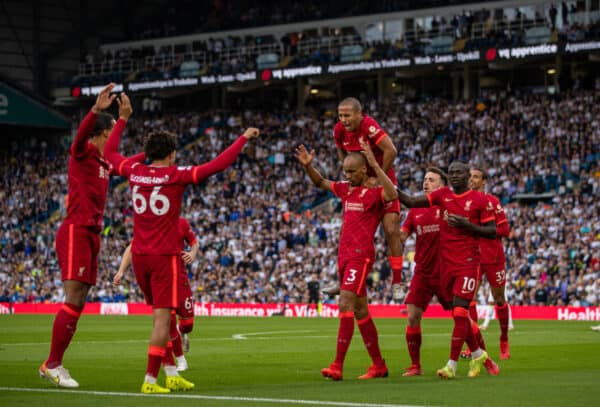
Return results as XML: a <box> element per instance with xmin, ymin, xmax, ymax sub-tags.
<box><xmin>124</xmin><ymin>163</ymin><xmax>197</xmax><ymax>255</ymax></box>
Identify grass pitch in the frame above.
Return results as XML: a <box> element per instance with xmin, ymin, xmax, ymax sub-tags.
<box><xmin>1</xmin><ymin>315</ymin><xmax>599</xmax><ymax>406</ymax></box>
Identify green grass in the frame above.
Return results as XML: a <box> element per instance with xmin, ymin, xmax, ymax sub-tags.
<box><xmin>1</xmin><ymin>315</ymin><xmax>599</xmax><ymax>406</ymax></box>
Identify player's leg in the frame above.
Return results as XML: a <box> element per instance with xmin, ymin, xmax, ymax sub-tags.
<box><xmin>492</xmin><ymin>285</ymin><xmax>510</xmax><ymax>359</ymax></box>
<box><xmin>141</xmin><ymin>307</ymin><xmax>172</xmax><ymax>393</ymax></box>
<box><xmin>169</xmin><ymin>312</ymin><xmax>187</xmax><ymax>371</ymax></box>
<box><xmin>322</xmin><ymin>289</ymin><xmax>354</xmax><ymax>381</ymax></box>
<box><xmin>355</xmin><ymin>295</ymin><xmax>388</xmax><ymax>379</ymax></box>
<box><xmin>40</xmin><ymin>225</ymin><xmax>95</xmax><ymax>388</ymax></box>
<box><xmin>178</xmin><ymin>316</ymin><xmax>194</xmax><ymax>353</ymax></box>
<box><xmin>403</xmin><ymin>304</ymin><xmax>424</xmax><ymax>376</ymax></box>
<box><xmin>382</xmin><ymin>208</ymin><xmax>404</xmax><ymax>300</ymax></box>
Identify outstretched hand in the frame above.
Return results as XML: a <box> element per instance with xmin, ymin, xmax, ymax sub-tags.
<box><xmin>295</xmin><ymin>144</ymin><xmax>315</xmax><ymax>167</ymax></box>
<box><xmin>242</xmin><ymin>127</ymin><xmax>260</xmax><ymax>139</ymax></box>
<box><xmin>92</xmin><ymin>83</ymin><xmax>117</xmax><ymax>113</ymax></box>
<box><xmin>116</xmin><ymin>93</ymin><xmax>133</xmax><ymax>120</ymax></box>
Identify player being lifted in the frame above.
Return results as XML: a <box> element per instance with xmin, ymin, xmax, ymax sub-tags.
<box><xmin>399</xmin><ymin>167</ymin><xmax>452</xmax><ymax>376</ymax></box>
<box><xmin>396</xmin><ymin>161</ymin><xmax>500</xmax><ymax>379</ymax></box>
<box><xmin>105</xmin><ymin>92</ymin><xmax>260</xmax><ymax>393</ymax></box>
<box><xmin>114</xmin><ymin>216</ymin><xmax>199</xmax><ymax>371</ymax></box>
<box><xmin>39</xmin><ymin>83</ymin><xmax>145</xmax><ymax>389</ymax></box>
<box><xmin>326</xmin><ymin>97</ymin><xmax>404</xmax><ymax>299</ymax></box>
<box><xmin>296</xmin><ymin>139</ymin><xmax>395</xmax><ymax>381</ymax></box>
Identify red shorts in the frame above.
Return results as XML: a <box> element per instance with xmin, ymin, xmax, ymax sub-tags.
<box><xmin>338</xmin><ymin>257</ymin><xmax>372</xmax><ymax>297</ymax></box>
<box><xmin>440</xmin><ymin>264</ymin><xmax>480</xmax><ymax>302</ymax></box>
<box><xmin>480</xmin><ymin>263</ymin><xmax>506</xmax><ymax>288</ymax></box>
<box><xmin>55</xmin><ymin>223</ymin><xmax>100</xmax><ymax>285</ymax></box>
<box><xmin>383</xmin><ymin>199</ymin><xmax>401</xmax><ymax>215</ymax></box>
<box><xmin>405</xmin><ymin>271</ymin><xmax>451</xmax><ymax>311</ymax></box>
<box><xmin>132</xmin><ymin>253</ymin><xmax>192</xmax><ymax>313</ymax></box>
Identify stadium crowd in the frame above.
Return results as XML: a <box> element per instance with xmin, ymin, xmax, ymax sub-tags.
<box><xmin>1</xmin><ymin>90</ymin><xmax>599</xmax><ymax>307</ymax></box>
<box><xmin>76</xmin><ymin>2</ymin><xmax>599</xmax><ymax>87</ymax></box>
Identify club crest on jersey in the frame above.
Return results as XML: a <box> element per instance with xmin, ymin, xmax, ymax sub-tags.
<box><xmin>436</xmin><ymin>209</ymin><xmax>441</xmax><ymax>219</ymax></box>
<box><xmin>359</xmin><ymin>188</ymin><xmax>368</xmax><ymax>198</ymax></box>
<box><xmin>465</xmin><ymin>200</ymin><xmax>472</xmax><ymax>211</ymax></box>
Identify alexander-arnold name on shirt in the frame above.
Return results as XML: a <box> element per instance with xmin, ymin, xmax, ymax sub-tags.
<box><xmin>130</xmin><ymin>174</ymin><xmax>170</xmax><ymax>184</ymax></box>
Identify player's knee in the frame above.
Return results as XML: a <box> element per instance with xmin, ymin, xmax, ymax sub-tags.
<box><xmin>179</xmin><ymin>318</ymin><xmax>194</xmax><ymax>334</ymax></box>
<box><xmin>407</xmin><ymin>315</ymin><xmax>421</xmax><ymax>327</ymax></box>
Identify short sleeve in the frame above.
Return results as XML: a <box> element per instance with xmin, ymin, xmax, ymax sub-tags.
<box><xmin>362</xmin><ymin>116</ymin><xmax>387</xmax><ymax>145</ymax></box>
<box><xmin>332</xmin><ymin>181</ymin><xmax>349</xmax><ymax>198</ymax></box>
<box><xmin>479</xmin><ymin>195</ymin><xmax>495</xmax><ymax>224</ymax></box>
<box><xmin>401</xmin><ymin>210</ymin><xmax>414</xmax><ymax>234</ymax></box>
<box><xmin>427</xmin><ymin>187</ymin><xmax>446</xmax><ymax>206</ymax></box>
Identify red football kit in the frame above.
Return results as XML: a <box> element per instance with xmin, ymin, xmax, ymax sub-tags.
<box><xmin>427</xmin><ymin>187</ymin><xmax>495</xmax><ymax>301</ymax></box>
<box><xmin>105</xmin><ymin>119</ymin><xmax>247</xmax><ymax>308</ymax></box>
<box><xmin>401</xmin><ymin>206</ymin><xmax>450</xmax><ymax>310</ymax></box>
<box><xmin>333</xmin><ymin>115</ymin><xmax>400</xmax><ymax>214</ymax></box>
<box><xmin>176</xmin><ymin>217</ymin><xmax>196</xmax><ymax>318</ymax></box>
<box><xmin>479</xmin><ymin>193</ymin><xmax>509</xmax><ymax>288</ymax></box>
<box><xmin>55</xmin><ymin>111</ymin><xmax>144</xmax><ymax>285</ymax></box>
<box><xmin>332</xmin><ymin>182</ymin><xmax>386</xmax><ymax>296</ymax></box>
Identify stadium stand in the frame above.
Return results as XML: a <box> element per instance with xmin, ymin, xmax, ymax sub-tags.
<box><xmin>1</xmin><ymin>91</ymin><xmax>599</xmax><ymax>306</ymax></box>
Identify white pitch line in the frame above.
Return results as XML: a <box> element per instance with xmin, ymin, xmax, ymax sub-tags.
<box><xmin>0</xmin><ymin>330</ymin><xmax>550</xmax><ymax>347</ymax></box>
<box><xmin>0</xmin><ymin>387</ymin><xmax>434</xmax><ymax>407</ymax></box>
<box><xmin>232</xmin><ymin>330</ymin><xmax>316</xmax><ymax>340</ymax></box>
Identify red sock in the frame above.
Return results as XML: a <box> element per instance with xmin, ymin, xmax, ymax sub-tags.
<box><xmin>469</xmin><ymin>301</ymin><xmax>478</xmax><ymax>322</ymax></box>
<box><xmin>179</xmin><ymin>317</ymin><xmax>194</xmax><ymax>334</ymax></box>
<box><xmin>496</xmin><ymin>303</ymin><xmax>509</xmax><ymax>342</ymax></box>
<box><xmin>170</xmin><ymin>315</ymin><xmax>184</xmax><ymax>357</ymax></box>
<box><xmin>147</xmin><ymin>345</ymin><xmax>165</xmax><ymax>378</ymax></box>
<box><xmin>405</xmin><ymin>325</ymin><xmax>422</xmax><ymax>366</ymax></box>
<box><xmin>450</xmin><ymin>307</ymin><xmax>470</xmax><ymax>361</ymax></box>
<box><xmin>466</xmin><ymin>319</ymin><xmax>486</xmax><ymax>351</ymax></box>
<box><xmin>389</xmin><ymin>256</ymin><xmax>403</xmax><ymax>285</ymax></box>
<box><xmin>357</xmin><ymin>315</ymin><xmax>384</xmax><ymax>366</ymax></box>
<box><xmin>163</xmin><ymin>341</ymin><xmax>176</xmax><ymax>366</ymax></box>
<box><xmin>334</xmin><ymin>311</ymin><xmax>354</xmax><ymax>366</ymax></box>
<box><xmin>46</xmin><ymin>303</ymin><xmax>82</xmax><ymax>368</ymax></box>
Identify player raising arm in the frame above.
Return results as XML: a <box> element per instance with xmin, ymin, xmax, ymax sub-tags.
<box><xmin>105</xmin><ymin>92</ymin><xmax>260</xmax><ymax>393</ymax></box>
<box><xmin>296</xmin><ymin>139</ymin><xmax>396</xmax><ymax>381</ymax></box>
<box><xmin>39</xmin><ymin>83</ymin><xmax>145</xmax><ymax>389</ymax></box>
<box><xmin>396</xmin><ymin>161</ymin><xmax>500</xmax><ymax>379</ymax></box>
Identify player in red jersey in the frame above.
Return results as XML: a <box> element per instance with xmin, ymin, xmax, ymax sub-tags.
<box><xmin>396</xmin><ymin>161</ymin><xmax>500</xmax><ymax>379</ymax></box>
<box><xmin>296</xmin><ymin>139</ymin><xmax>396</xmax><ymax>381</ymax></box>
<box><xmin>114</xmin><ymin>217</ymin><xmax>199</xmax><ymax>371</ymax></box>
<box><xmin>400</xmin><ymin>167</ymin><xmax>451</xmax><ymax>377</ymax></box>
<box><xmin>105</xmin><ymin>93</ymin><xmax>260</xmax><ymax>393</ymax></box>
<box><xmin>469</xmin><ymin>166</ymin><xmax>511</xmax><ymax>359</ymax></box>
<box><xmin>39</xmin><ymin>83</ymin><xmax>145</xmax><ymax>388</ymax></box>
<box><xmin>331</xmin><ymin>98</ymin><xmax>404</xmax><ymax>300</ymax></box>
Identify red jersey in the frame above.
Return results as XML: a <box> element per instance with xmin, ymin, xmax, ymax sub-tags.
<box><xmin>401</xmin><ymin>206</ymin><xmax>441</xmax><ymax>275</ymax></box>
<box><xmin>427</xmin><ymin>187</ymin><xmax>495</xmax><ymax>269</ymax></box>
<box><xmin>105</xmin><ymin>119</ymin><xmax>247</xmax><ymax>255</ymax></box>
<box><xmin>332</xmin><ymin>182</ymin><xmax>385</xmax><ymax>261</ymax></box>
<box><xmin>333</xmin><ymin>115</ymin><xmax>397</xmax><ymax>184</ymax></box>
<box><xmin>178</xmin><ymin>217</ymin><xmax>197</xmax><ymax>250</ymax></box>
<box><xmin>479</xmin><ymin>193</ymin><xmax>508</xmax><ymax>265</ymax></box>
<box><xmin>63</xmin><ymin>111</ymin><xmax>143</xmax><ymax>232</ymax></box>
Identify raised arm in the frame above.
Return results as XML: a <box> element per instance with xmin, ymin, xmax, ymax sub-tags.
<box><xmin>191</xmin><ymin>128</ymin><xmax>258</xmax><ymax>183</ymax></box>
<box><xmin>359</xmin><ymin>138</ymin><xmax>397</xmax><ymax>201</ymax></box>
<box><xmin>295</xmin><ymin>144</ymin><xmax>333</xmax><ymax>191</ymax></box>
<box><xmin>72</xmin><ymin>83</ymin><xmax>116</xmax><ymax>156</ymax></box>
<box><xmin>104</xmin><ymin>93</ymin><xmax>134</xmax><ymax>171</ymax></box>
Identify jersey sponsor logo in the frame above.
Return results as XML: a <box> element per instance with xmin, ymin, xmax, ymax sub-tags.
<box><xmin>417</xmin><ymin>225</ymin><xmax>422</xmax><ymax>235</ymax></box>
<box><xmin>345</xmin><ymin>202</ymin><xmax>364</xmax><ymax>212</ymax></box>
<box><xmin>368</xmin><ymin>125</ymin><xmax>380</xmax><ymax>137</ymax></box>
<box><xmin>98</xmin><ymin>166</ymin><xmax>110</xmax><ymax>180</ymax></box>
<box><xmin>178</xmin><ymin>166</ymin><xmax>192</xmax><ymax>170</ymax></box>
